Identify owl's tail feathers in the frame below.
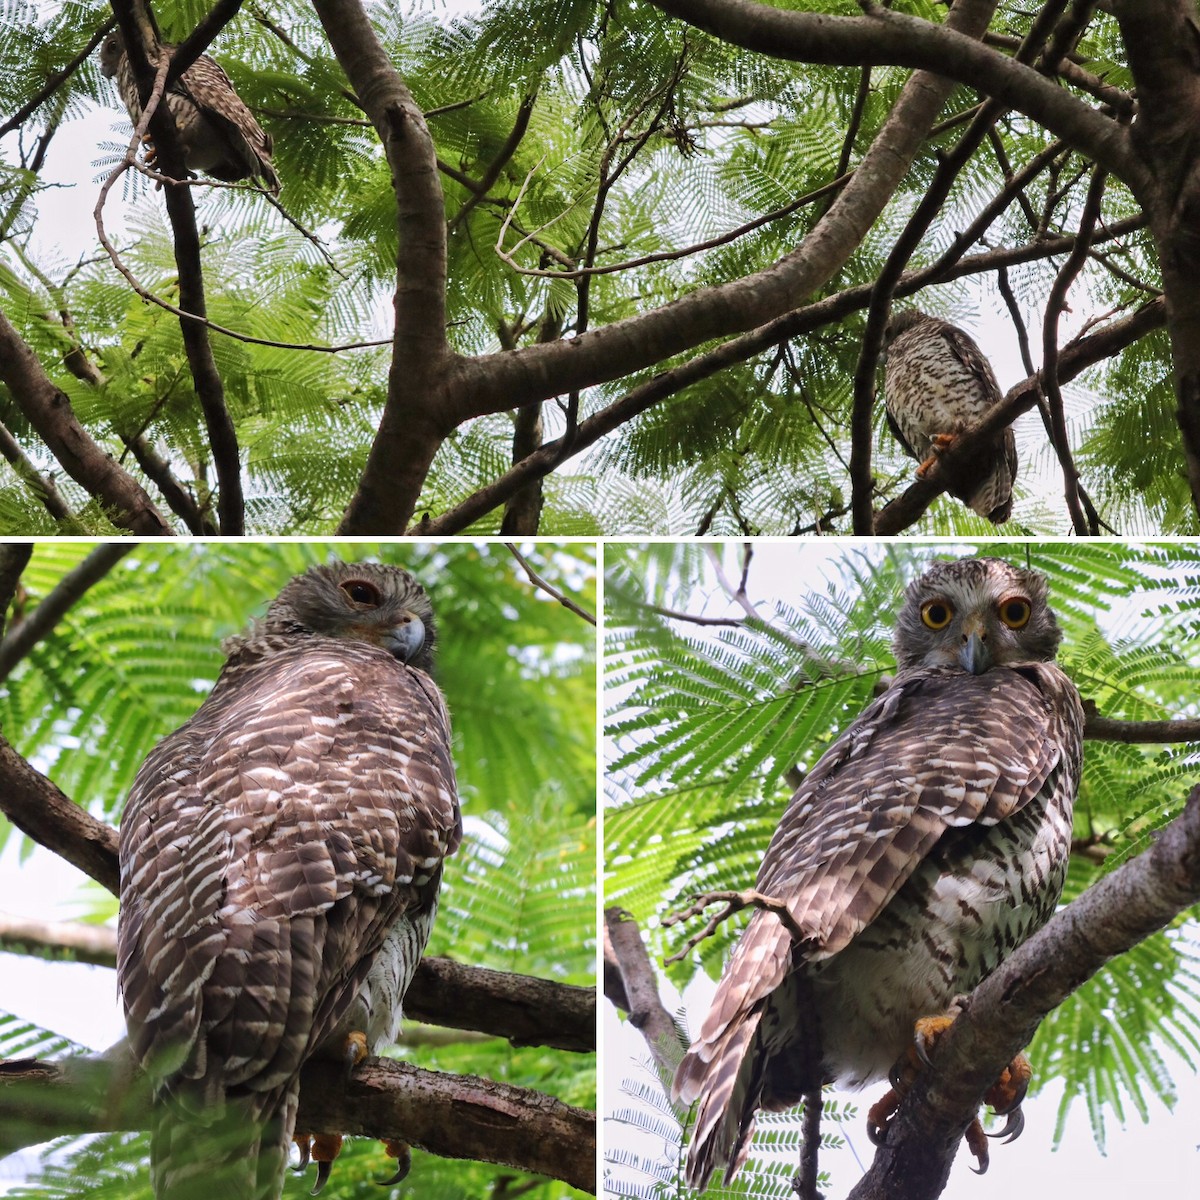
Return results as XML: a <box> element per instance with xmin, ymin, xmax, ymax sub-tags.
<box><xmin>150</xmin><ymin>1084</ymin><xmax>298</xmax><ymax>1200</ymax></box>
<box><xmin>674</xmin><ymin>1006</ymin><xmax>766</xmax><ymax>1190</ymax></box>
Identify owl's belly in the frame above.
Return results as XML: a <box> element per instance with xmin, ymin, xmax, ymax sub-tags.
<box><xmin>805</xmin><ymin>811</ymin><xmax>1068</xmax><ymax>1089</ymax></box>
<box><xmin>319</xmin><ymin>905</ymin><xmax>437</xmax><ymax>1058</ymax></box>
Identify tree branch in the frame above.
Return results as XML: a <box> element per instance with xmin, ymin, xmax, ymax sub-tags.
<box><xmin>0</xmin><ymin>1050</ymin><xmax>596</xmax><ymax>1192</ymax></box>
<box><xmin>0</xmin><ymin>735</ymin><xmax>120</xmax><ymax>895</ymax></box>
<box><xmin>848</xmin><ymin>783</ymin><xmax>1200</xmax><ymax>1200</ymax></box>
<box><xmin>505</xmin><ymin>543</ymin><xmax>597</xmax><ymax>626</ymax></box>
<box><xmin>0</xmin><ymin>546</ymin><xmax>33</xmax><ymax>639</ymax></box>
<box><xmin>604</xmin><ymin>907</ymin><xmax>687</xmax><ymax>1088</ymax></box>
<box><xmin>313</xmin><ymin>0</ymin><xmax>456</xmax><ymax>534</ymax></box>
<box><xmin>0</xmin><ymin>308</ymin><xmax>173</xmax><ymax>535</ymax></box>
<box><xmin>648</xmin><ymin>0</ymin><xmax>1137</xmax><ymax>182</ymax></box>
<box><xmin>420</xmin><ymin>216</ymin><xmax>1147</xmax><ymax>533</ymax></box>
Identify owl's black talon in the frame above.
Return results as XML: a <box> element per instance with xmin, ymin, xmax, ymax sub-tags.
<box><xmin>987</xmin><ymin>1106</ymin><xmax>1024</xmax><ymax>1143</ymax></box>
<box><xmin>377</xmin><ymin>1139</ymin><xmax>412</xmax><ymax>1185</ymax></box>
<box><xmin>311</xmin><ymin>1160</ymin><xmax>332</xmax><ymax>1195</ymax></box>
<box><xmin>970</xmin><ymin>1159</ymin><xmax>989</xmax><ymax>1176</ymax></box>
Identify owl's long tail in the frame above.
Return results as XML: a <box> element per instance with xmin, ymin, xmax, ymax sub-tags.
<box><xmin>150</xmin><ymin>1082</ymin><xmax>298</xmax><ymax>1200</ymax></box>
<box><xmin>673</xmin><ymin>914</ymin><xmax>798</xmax><ymax>1190</ymax></box>
<box><xmin>674</xmin><ymin>1005</ymin><xmax>767</xmax><ymax>1190</ymax></box>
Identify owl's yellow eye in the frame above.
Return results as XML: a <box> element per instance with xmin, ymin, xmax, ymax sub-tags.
<box><xmin>920</xmin><ymin>600</ymin><xmax>954</xmax><ymax>630</ymax></box>
<box><xmin>998</xmin><ymin>596</ymin><xmax>1032</xmax><ymax>629</ymax></box>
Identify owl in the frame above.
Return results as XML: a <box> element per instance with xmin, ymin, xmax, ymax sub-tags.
<box><xmin>673</xmin><ymin>557</ymin><xmax>1083</xmax><ymax>1189</ymax></box>
<box><xmin>883</xmin><ymin>310</ymin><xmax>1017</xmax><ymax>524</ymax></box>
<box><xmin>117</xmin><ymin>562</ymin><xmax>461</xmax><ymax>1199</ymax></box>
<box><xmin>99</xmin><ymin>29</ymin><xmax>280</xmax><ymax>195</ymax></box>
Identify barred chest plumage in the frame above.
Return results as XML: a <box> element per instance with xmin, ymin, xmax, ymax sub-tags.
<box><xmin>801</xmin><ymin>786</ymin><xmax>1075</xmax><ymax>1090</ymax></box>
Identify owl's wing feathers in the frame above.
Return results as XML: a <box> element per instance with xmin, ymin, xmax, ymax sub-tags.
<box><xmin>675</xmin><ymin>662</ymin><xmax>1072</xmax><ymax>1158</ymax></box>
<box><xmin>118</xmin><ymin>641</ymin><xmax>460</xmax><ymax>1105</ymax></box>
<box><xmin>939</xmin><ymin>323</ymin><xmax>1003</xmax><ymax>406</ymax></box>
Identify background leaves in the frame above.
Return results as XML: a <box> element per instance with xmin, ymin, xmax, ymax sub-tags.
<box><xmin>0</xmin><ymin>538</ymin><xmax>597</xmax><ymax>1200</ymax></box>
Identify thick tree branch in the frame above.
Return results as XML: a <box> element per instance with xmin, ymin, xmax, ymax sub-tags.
<box><xmin>0</xmin><ymin>736</ymin><xmax>121</xmax><ymax>895</ymax></box>
<box><xmin>0</xmin><ymin>913</ymin><xmax>119</xmax><ymax>967</ymax></box>
<box><xmin>0</xmin><ymin>543</ymin><xmax>135</xmax><ymax>683</ymax></box>
<box><xmin>0</xmin><ymin>1050</ymin><xmax>596</xmax><ymax>1192</ymax></box>
<box><xmin>848</xmin><ymin>783</ymin><xmax>1200</xmax><ymax>1200</ymax></box>
<box><xmin>421</xmin><ymin>217</ymin><xmax>1147</xmax><ymax>534</ymax></box>
<box><xmin>0</xmin><ymin>912</ymin><xmax>593</xmax><ymax>1052</ymax></box>
<box><xmin>604</xmin><ymin>907</ymin><xmax>687</xmax><ymax>1088</ymax></box>
<box><xmin>0</xmin><ymin>308</ymin><xmax>172</xmax><ymax>535</ymax></box>
<box><xmin>648</xmin><ymin>0</ymin><xmax>1137</xmax><ymax>183</ymax></box>
<box><xmin>0</xmin><ymin>546</ymin><xmax>33</xmax><ymax>639</ymax></box>
<box><xmin>312</xmin><ymin>0</ymin><xmax>454</xmax><ymax>534</ymax></box>
<box><xmin>0</xmin><ymin>420</ymin><xmax>74</xmax><ymax>524</ymax></box>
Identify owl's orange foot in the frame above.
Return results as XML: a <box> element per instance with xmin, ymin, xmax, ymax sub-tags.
<box><xmin>292</xmin><ymin>1133</ymin><xmax>344</xmax><ymax>1195</ymax></box>
<box><xmin>915</xmin><ymin>433</ymin><xmax>960</xmax><ymax>478</ymax></box>
<box><xmin>866</xmin><ymin>1013</ymin><xmax>1031</xmax><ymax>1176</ymax></box>
<box><xmin>293</xmin><ymin>1033</ymin><xmax>373</xmax><ymax>1192</ymax></box>
<box><xmin>292</xmin><ymin>1134</ymin><xmax>411</xmax><ymax>1192</ymax></box>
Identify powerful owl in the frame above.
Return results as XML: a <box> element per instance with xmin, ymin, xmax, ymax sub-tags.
<box><xmin>100</xmin><ymin>29</ymin><xmax>280</xmax><ymax>194</ymax></box>
<box><xmin>674</xmin><ymin>557</ymin><xmax>1083</xmax><ymax>1189</ymax></box>
<box><xmin>883</xmin><ymin>310</ymin><xmax>1017</xmax><ymax>524</ymax></box>
<box><xmin>117</xmin><ymin>562</ymin><xmax>461</xmax><ymax>1199</ymax></box>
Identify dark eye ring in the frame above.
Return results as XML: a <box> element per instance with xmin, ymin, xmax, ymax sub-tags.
<box><xmin>999</xmin><ymin>596</ymin><xmax>1032</xmax><ymax>629</ymax></box>
<box><xmin>340</xmin><ymin>579</ymin><xmax>382</xmax><ymax>608</ymax></box>
<box><xmin>921</xmin><ymin>600</ymin><xmax>953</xmax><ymax>630</ymax></box>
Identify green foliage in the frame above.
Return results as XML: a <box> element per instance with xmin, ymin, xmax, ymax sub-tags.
<box><xmin>605</xmin><ymin>541</ymin><xmax>1200</xmax><ymax>1190</ymax></box>
<box><xmin>0</xmin><ymin>1</ymin><xmax>1179</xmax><ymax>533</ymax></box>
<box><xmin>0</xmin><ymin>540</ymin><xmax>596</xmax><ymax>1199</ymax></box>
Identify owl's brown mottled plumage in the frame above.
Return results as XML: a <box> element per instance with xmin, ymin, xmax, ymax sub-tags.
<box><xmin>673</xmin><ymin>558</ymin><xmax>1083</xmax><ymax>1190</ymax></box>
<box><xmin>884</xmin><ymin>310</ymin><xmax>1017</xmax><ymax>524</ymax></box>
<box><xmin>117</xmin><ymin>562</ymin><xmax>461</xmax><ymax>1200</ymax></box>
<box><xmin>99</xmin><ymin>29</ymin><xmax>280</xmax><ymax>195</ymax></box>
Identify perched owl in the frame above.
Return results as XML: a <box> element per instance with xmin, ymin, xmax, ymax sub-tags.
<box><xmin>673</xmin><ymin>557</ymin><xmax>1083</xmax><ymax>1189</ymax></box>
<box><xmin>117</xmin><ymin>562</ymin><xmax>461</xmax><ymax>1200</ymax></box>
<box><xmin>883</xmin><ymin>310</ymin><xmax>1017</xmax><ymax>524</ymax></box>
<box><xmin>99</xmin><ymin>29</ymin><xmax>280</xmax><ymax>195</ymax></box>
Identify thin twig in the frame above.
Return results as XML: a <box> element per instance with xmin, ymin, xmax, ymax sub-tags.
<box><xmin>0</xmin><ymin>544</ymin><xmax>136</xmax><ymax>683</ymax></box>
<box><xmin>662</xmin><ymin>888</ymin><xmax>807</xmax><ymax>963</ymax></box>
<box><xmin>505</xmin><ymin>544</ymin><xmax>596</xmax><ymax>626</ymax></box>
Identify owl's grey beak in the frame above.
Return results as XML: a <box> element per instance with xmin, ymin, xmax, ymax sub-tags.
<box><xmin>383</xmin><ymin>615</ymin><xmax>425</xmax><ymax>663</ymax></box>
<box><xmin>959</xmin><ymin>629</ymin><xmax>991</xmax><ymax>675</ymax></box>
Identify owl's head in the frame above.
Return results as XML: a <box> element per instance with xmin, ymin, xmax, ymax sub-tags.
<box><xmin>99</xmin><ymin>30</ymin><xmax>125</xmax><ymax>79</ymax></box>
<box><xmin>265</xmin><ymin>561</ymin><xmax>436</xmax><ymax>672</ymax></box>
<box><xmin>893</xmin><ymin>557</ymin><xmax>1062</xmax><ymax>674</ymax></box>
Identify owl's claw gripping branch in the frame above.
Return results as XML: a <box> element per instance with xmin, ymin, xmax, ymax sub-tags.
<box><xmin>866</xmin><ymin>1012</ymin><xmax>1032</xmax><ymax>1176</ymax></box>
<box><xmin>376</xmin><ymin>1139</ymin><xmax>413</xmax><ymax>1186</ymax></box>
<box><xmin>294</xmin><ymin>1032</ymin><xmax>372</xmax><ymax>1191</ymax></box>
<box><xmin>914</xmin><ymin>433</ymin><xmax>960</xmax><ymax>478</ymax></box>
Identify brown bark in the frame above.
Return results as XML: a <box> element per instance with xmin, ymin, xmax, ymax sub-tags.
<box><xmin>0</xmin><ymin>1051</ymin><xmax>596</xmax><ymax>1192</ymax></box>
<box><xmin>0</xmin><ymin>308</ymin><xmax>172</xmax><ymax>534</ymax></box>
